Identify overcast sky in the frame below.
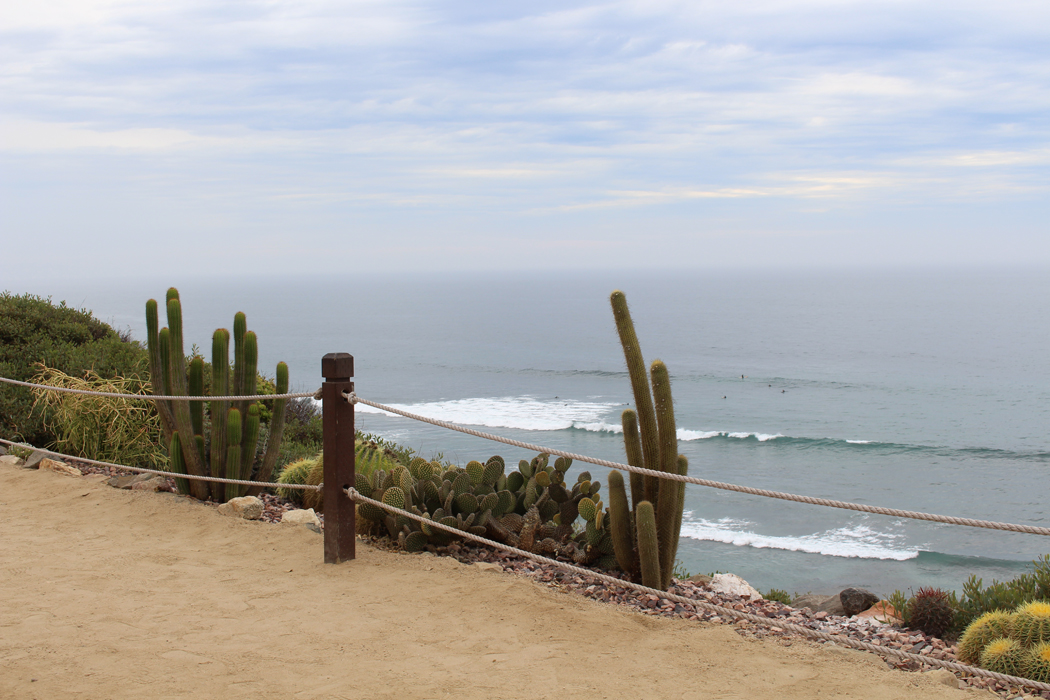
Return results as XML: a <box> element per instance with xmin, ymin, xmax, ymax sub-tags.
<box><xmin>2</xmin><ymin>0</ymin><xmax>1049</xmax><ymax>275</ymax></box>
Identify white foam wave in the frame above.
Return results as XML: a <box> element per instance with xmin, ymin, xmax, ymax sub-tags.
<box><xmin>846</xmin><ymin>440</ymin><xmax>872</xmax><ymax>444</ymax></box>
<box><xmin>679</xmin><ymin>516</ymin><xmax>918</xmax><ymax>561</ymax></box>
<box><xmin>354</xmin><ymin>396</ymin><xmax>620</xmax><ymax>432</ymax></box>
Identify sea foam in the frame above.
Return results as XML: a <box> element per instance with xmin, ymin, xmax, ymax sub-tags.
<box><xmin>679</xmin><ymin>516</ymin><xmax>918</xmax><ymax>560</ymax></box>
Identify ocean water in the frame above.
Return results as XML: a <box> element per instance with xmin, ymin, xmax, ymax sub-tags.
<box><xmin>8</xmin><ymin>267</ymin><xmax>1050</xmax><ymax>598</ymax></box>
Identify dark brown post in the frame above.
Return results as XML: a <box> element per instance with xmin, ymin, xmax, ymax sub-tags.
<box><xmin>322</xmin><ymin>352</ymin><xmax>355</xmax><ymax>563</ymax></box>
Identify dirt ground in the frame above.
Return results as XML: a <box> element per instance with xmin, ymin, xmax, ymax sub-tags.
<box><xmin>0</xmin><ymin>464</ymin><xmax>988</xmax><ymax>700</ymax></box>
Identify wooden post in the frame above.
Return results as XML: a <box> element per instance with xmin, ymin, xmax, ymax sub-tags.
<box><xmin>322</xmin><ymin>352</ymin><xmax>355</xmax><ymax>563</ymax></box>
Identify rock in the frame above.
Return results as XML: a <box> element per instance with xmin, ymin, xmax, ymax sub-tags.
<box><xmin>40</xmin><ymin>458</ymin><xmax>82</xmax><ymax>476</ymax></box>
<box><xmin>109</xmin><ymin>473</ymin><xmax>163</xmax><ymax>489</ymax></box>
<box><xmin>473</xmin><ymin>562</ymin><xmax>502</xmax><ymax>572</ymax></box>
<box><xmin>130</xmin><ymin>476</ymin><xmax>169</xmax><ymax>491</ymax></box>
<box><xmin>928</xmin><ymin>669</ymin><xmax>958</xmax><ymax>687</ymax></box>
<box><xmin>217</xmin><ymin>496</ymin><xmax>264</xmax><ymax>520</ymax></box>
<box><xmin>791</xmin><ymin>593</ymin><xmax>829</xmax><ymax>610</ymax></box>
<box><xmin>281</xmin><ymin>508</ymin><xmax>321</xmax><ymax>533</ymax></box>
<box><xmin>0</xmin><ymin>455</ymin><xmax>25</xmax><ymax>467</ymax></box>
<box><xmin>23</xmin><ymin>451</ymin><xmax>47</xmax><ymax>469</ymax></box>
<box><xmin>709</xmin><ymin>573</ymin><xmax>762</xmax><ymax>600</ymax></box>
<box><xmin>686</xmin><ymin>574</ymin><xmax>713</xmax><ymax>585</ymax></box>
<box><xmin>792</xmin><ymin>593</ymin><xmax>845</xmax><ymax>615</ymax></box>
<box><xmin>857</xmin><ymin>601</ymin><xmax>901</xmax><ymax>625</ymax></box>
<box><xmin>840</xmin><ymin>588</ymin><xmax>880</xmax><ymax>616</ymax></box>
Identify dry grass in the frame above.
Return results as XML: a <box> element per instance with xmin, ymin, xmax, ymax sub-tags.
<box><xmin>30</xmin><ymin>365</ymin><xmax>166</xmax><ymax>468</ymax></box>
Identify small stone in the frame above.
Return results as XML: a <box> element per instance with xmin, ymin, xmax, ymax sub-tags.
<box><xmin>23</xmin><ymin>451</ymin><xmax>47</xmax><ymax>469</ymax></box>
<box><xmin>473</xmin><ymin>562</ymin><xmax>501</xmax><ymax>572</ymax></box>
<box><xmin>40</xmin><ymin>458</ymin><xmax>82</xmax><ymax>476</ymax></box>
<box><xmin>281</xmin><ymin>508</ymin><xmax>321</xmax><ymax>533</ymax></box>
<box><xmin>709</xmin><ymin>573</ymin><xmax>762</xmax><ymax>600</ymax></box>
<box><xmin>0</xmin><ymin>455</ymin><xmax>25</xmax><ymax>467</ymax></box>
<box><xmin>108</xmin><ymin>473</ymin><xmax>159</xmax><ymax>489</ymax></box>
<box><xmin>217</xmin><ymin>496</ymin><xmax>264</xmax><ymax>520</ymax></box>
<box><xmin>130</xmin><ymin>476</ymin><xmax>168</xmax><ymax>491</ymax></box>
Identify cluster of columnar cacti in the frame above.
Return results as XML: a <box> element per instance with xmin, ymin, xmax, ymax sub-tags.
<box><xmin>355</xmin><ymin>451</ymin><xmax>619</xmax><ymax>564</ymax></box>
<box><xmin>146</xmin><ymin>288</ymin><xmax>288</xmax><ymax>502</ymax></box>
<box><xmin>605</xmin><ymin>291</ymin><xmax>688</xmax><ymax>591</ymax></box>
<box><xmin>957</xmin><ymin>600</ymin><xmax>1050</xmax><ymax>682</ymax></box>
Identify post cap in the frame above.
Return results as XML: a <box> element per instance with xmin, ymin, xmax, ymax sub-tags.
<box><xmin>321</xmin><ymin>353</ymin><xmax>354</xmax><ymax>380</ymax></box>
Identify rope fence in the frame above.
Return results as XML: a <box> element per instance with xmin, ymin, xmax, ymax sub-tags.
<box><xmin>346</xmin><ymin>486</ymin><xmax>1050</xmax><ymax>694</ymax></box>
<box><xmin>348</xmin><ymin>392</ymin><xmax>1050</xmax><ymax>538</ymax></box>
<box><xmin>0</xmin><ymin>375</ymin><xmax>320</xmax><ymax>401</ymax></box>
<box><xmin>0</xmin><ymin>438</ymin><xmax>321</xmax><ymax>491</ymax></box>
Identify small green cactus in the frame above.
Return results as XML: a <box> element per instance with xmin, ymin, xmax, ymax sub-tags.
<box><xmin>1011</xmin><ymin>601</ymin><xmax>1050</xmax><ymax>647</ymax></box>
<box><xmin>1026</xmin><ymin>642</ymin><xmax>1050</xmax><ymax>683</ymax></box>
<box><xmin>980</xmin><ymin>637</ymin><xmax>1026</xmax><ymax>677</ymax></box>
<box><xmin>957</xmin><ymin>610</ymin><xmax>1015</xmax><ymax>664</ymax></box>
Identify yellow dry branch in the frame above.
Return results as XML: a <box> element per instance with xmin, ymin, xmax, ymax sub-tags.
<box><xmin>30</xmin><ymin>364</ymin><xmax>166</xmax><ymax>469</ymax></box>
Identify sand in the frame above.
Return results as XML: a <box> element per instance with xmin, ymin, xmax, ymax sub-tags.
<box><xmin>0</xmin><ymin>464</ymin><xmax>982</xmax><ymax>700</ymax></box>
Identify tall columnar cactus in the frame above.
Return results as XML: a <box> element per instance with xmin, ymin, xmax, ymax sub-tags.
<box><xmin>146</xmin><ymin>288</ymin><xmax>289</xmax><ymax>502</ymax></box>
<box><xmin>607</xmin><ymin>291</ymin><xmax>689</xmax><ymax>590</ymax></box>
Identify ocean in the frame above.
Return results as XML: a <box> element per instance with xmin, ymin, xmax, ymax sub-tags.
<box><xmin>9</xmin><ymin>267</ymin><xmax>1050</xmax><ymax>598</ymax></box>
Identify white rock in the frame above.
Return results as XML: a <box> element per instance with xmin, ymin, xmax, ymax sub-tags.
<box><xmin>709</xmin><ymin>573</ymin><xmax>763</xmax><ymax>600</ymax></box>
<box><xmin>217</xmin><ymin>496</ymin><xmax>264</xmax><ymax>520</ymax></box>
<box><xmin>0</xmin><ymin>455</ymin><xmax>25</xmax><ymax>467</ymax></box>
<box><xmin>40</xmin><ymin>458</ymin><xmax>82</xmax><ymax>476</ymax></box>
<box><xmin>281</xmin><ymin>508</ymin><xmax>320</xmax><ymax>527</ymax></box>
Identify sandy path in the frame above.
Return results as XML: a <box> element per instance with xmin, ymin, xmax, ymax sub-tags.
<box><xmin>0</xmin><ymin>464</ymin><xmax>978</xmax><ymax>700</ymax></box>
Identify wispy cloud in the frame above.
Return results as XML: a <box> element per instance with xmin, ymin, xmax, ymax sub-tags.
<box><xmin>2</xmin><ymin>0</ymin><xmax>1049</xmax><ymax>272</ymax></box>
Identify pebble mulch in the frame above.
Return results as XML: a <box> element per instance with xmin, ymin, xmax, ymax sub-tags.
<box><xmin>48</xmin><ymin>458</ymin><xmax>1047</xmax><ymax>699</ymax></box>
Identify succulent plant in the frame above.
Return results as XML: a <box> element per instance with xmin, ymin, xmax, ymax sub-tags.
<box><xmin>607</xmin><ymin>291</ymin><xmax>689</xmax><ymax>590</ymax></box>
<box><xmin>908</xmin><ymin>587</ymin><xmax>955</xmax><ymax>638</ymax></box>
<box><xmin>146</xmin><ymin>289</ymin><xmax>289</xmax><ymax>502</ymax></box>
<box><xmin>1011</xmin><ymin>600</ymin><xmax>1050</xmax><ymax>647</ymax></box>
<box><xmin>980</xmin><ymin>637</ymin><xmax>1027</xmax><ymax>677</ymax></box>
<box><xmin>957</xmin><ymin>610</ymin><xmax>1015</xmax><ymax>665</ymax></box>
<box><xmin>1025</xmin><ymin>641</ymin><xmax>1050</xmax><ymax>683</ymax></box>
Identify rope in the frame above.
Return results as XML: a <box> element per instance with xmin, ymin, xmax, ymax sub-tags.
<box><xmin>345</xmin><ymin>487</ymin><xmax>1050</xmax><ymax>694</ymax></box>
<box><xmin>348</xmin><ymin>393</ymin><xmax>1050</xmax><ymax>538</ymax></box>
<box><xmin>0</xmin><ymin>376</ymin><xmax>321</xmax><ymax>402</ymax></box>
<box><xmin>0</xmin><ymin>439</ymin><xmax>321</xmax><ymax>490</ymax></box>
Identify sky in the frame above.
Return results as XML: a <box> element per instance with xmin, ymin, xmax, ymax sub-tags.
<box><xmin>2</xmin><ymin>0</ymin><xmax>1049</xmax><ymax>275</ymax></box>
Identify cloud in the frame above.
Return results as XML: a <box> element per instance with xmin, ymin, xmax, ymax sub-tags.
<box><xmin>1</xmin><ymin>0</ymin><xmax>1049</xmax><ymax>271</ymax></box>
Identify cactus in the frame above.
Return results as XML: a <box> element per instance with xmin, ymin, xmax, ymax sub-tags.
<box><xmin>224</xmin><ymin>408</ymin><xmax>242</xmax><ymax>502</ymax></box>
<box><xmin>908</xmin><ymin>587</ymin><xmax>955</xmax><ymax>638</ymax></box>
<box><xmin>1011</xmin><ymin>601</ymin><xmax>1050</xmax><ymax>647</ymax></box>
<box><xmin>145</xmin><ymin>288</ymin><xmax>289</xmax><ymax>502</ymax></box>
<box><xmin>636</xmin><ymin>501</ymin><xmax>661</xmax><ymax>589</ymax></box>
<box><xmin>607</xmin><ymin>291</ymin><xmax>689</xmax><ymax>590</ymax></box>
<box><xmin>1026</xmin><ymin>642</ymin><xmax>1050</xmax><ymax>683</ymax></box>
<box><xmin>957</xmin><ymin>610</ymin><xmax>1015</xmax><ymax>664</ymax></box>
<box><xmin>980</xmin><ymin>637</ymin><xmax>1026</xmax><ymax>677</ymax></box>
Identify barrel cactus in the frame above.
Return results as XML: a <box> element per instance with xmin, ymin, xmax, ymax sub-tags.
<box><xmin>908</xmin><ymin>587</ymin><xmax>955</xmax><ymax>638</ymax></box>
<box><xmin>1011</xmin><ymin>601</ymin><xmax>1050</xmax><ymax>647</ymax></box>
<box><xmin>1026</xmin><ymin>642</ymin><xmax>1050</xmax><ymax>683</ymax></box>
<box><xmin>957</xmin><ymin>610</ymin><xmax>1015</xmax><ymax>665</ymax></box>
<box><xmin>980</xmin><ymin>637</ymin><xmax>1027</xmax><ymax>677</ymax></box>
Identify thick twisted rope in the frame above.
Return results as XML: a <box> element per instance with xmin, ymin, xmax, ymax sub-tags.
<box><xmin>0</xmin><ymin>438</ymin><xmax>321</xmax><ymax>490</ymax></box>
<box><xmin>349</xmin><ymin>393</ymin><xmax>1050</xmax><ymax>537</ymax></box>
<box><xmin>0</xmin><ymin>375</ymin><xmax>320</xmax><ymax>401</ymax></box>
<box><xmin>346</xmin><ymin>487</ymin><xmax>1050</xmax><ymax>694</ymax></box>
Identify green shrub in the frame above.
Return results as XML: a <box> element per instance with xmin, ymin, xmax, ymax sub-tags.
<box><xmin>953</xmin><ymin>555</ymin><xmax>1050</xmax><ymax>634</ymax></box>
<box><xmin>0</xmin><ymin>292</ymin><xmax>149</xmax><ymax>446</ymax></box>
<box><xmin>764</xmin><ymin>588</ymin><xmax>793</xmax><ymax>605</ymax></box>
